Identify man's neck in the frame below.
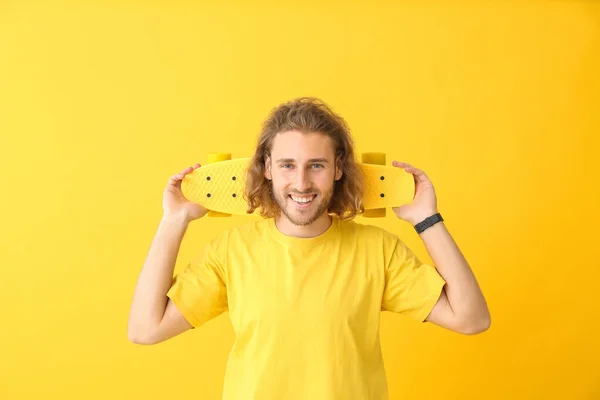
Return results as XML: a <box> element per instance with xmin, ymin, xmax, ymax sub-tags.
<box><xmin>274</xmin><ymin>213</ymin><xmax>332</xmax><ymax>238</ymax></box>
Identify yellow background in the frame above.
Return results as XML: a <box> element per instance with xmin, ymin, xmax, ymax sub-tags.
<box><xmin>1</xmin><ymin>1</ymin><xmax>598</xmax><ymax>399</ymax></box>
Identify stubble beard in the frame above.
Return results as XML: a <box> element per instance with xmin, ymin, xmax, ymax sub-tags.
<box><xmin>273</xmin><ymin>186</ymin><xmax>334</xmax><ymax>226</ymax></box>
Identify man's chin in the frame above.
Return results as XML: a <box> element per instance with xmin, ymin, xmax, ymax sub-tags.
<box><xmin>275</xmin><ymin>193</ymin><xmax>331</xmax><ymax>226</ymax></box>
<box><xmin>285</xmin><ymin>209</ymin><xmax>317</xmax><ymax>226</ymax></box>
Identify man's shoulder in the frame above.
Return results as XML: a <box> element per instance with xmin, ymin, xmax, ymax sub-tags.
<box><xmin>341</xmin><ymin>219</ymin><xmax>403</xmax><ymax>252</ymax></box>
<box><xmin>215</xmin><ymin>217</ymin><xmax>271</xmax><ymax>242</ymax></box>
<box><xmin>338</xmin><ymin>217</ymin><xmax>400</xmax><ymax>243</ymax></box>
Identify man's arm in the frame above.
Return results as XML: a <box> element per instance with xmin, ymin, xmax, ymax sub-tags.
<box><xmin>419</xmin><ymin>220</ymin><xmax>491</xmax><ymax>335</ymax></box>
<box><xmin>127</xmin><ymin>215</ymin><xmax>193</xmax><ymax>345</ymax></box>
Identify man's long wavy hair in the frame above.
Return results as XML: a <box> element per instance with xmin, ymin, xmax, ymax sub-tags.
<box><xmin>244</xmin><ymin>97</ymin><xmax>364</xmax><ymax>221</ymax></box>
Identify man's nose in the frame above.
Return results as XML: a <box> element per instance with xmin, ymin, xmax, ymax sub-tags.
<box><xmin>295</xmin><ymin>169</ymin><xmax>311</xmax><ymax>192</ymax></box>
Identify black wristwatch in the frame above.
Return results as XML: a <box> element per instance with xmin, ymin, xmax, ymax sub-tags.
<box><xmin>414</xmin><ymin>212</ymin><xmax>444</xmax><ymax>234</ymax></box>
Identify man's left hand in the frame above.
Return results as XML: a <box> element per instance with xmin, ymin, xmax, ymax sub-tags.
<box><xmin>391</xmin><ymin>161</ymin><xmax>439</xmax><ymax>226</ymax></box>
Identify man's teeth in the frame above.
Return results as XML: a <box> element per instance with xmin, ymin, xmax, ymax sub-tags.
<box><xmin>290</xmin><ymin>195</ymin><xmax>315</xmax><ymax>203</ymax></box>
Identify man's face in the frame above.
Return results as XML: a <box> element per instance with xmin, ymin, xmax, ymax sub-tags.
<box><xmin>264</xmin><ymin>130</ymin><xmax>343</xmax><ymax>226</ymax></box>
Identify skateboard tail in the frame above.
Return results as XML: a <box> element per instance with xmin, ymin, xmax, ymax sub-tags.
<box><xmin>181</xmin><ymin>157</ymin><xmax>253</xmax><ymax>216</ymax></box>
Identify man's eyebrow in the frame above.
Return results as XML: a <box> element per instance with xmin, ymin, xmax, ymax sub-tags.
<box><xmin>275</xmin><ymin>158</ymin><xmax>330</xmax><ymax>163</ymax></box>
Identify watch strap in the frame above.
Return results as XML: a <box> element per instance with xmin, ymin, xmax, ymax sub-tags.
<box><xmin>414</xmin><ymin>212</ymin><xmax>443</xmax><ymax>234</ymax></box>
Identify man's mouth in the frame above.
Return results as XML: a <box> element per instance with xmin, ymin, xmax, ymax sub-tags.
<box><xmin>289</xmin><ymin>194</ymin><xmax>316</xmax><ymax>205</ymax></box>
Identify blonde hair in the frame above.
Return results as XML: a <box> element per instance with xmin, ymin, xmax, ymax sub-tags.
<box><xmin>244</xmin><ymin>97</ymin><xmax>364</xmax><ymax>220</ymax></box>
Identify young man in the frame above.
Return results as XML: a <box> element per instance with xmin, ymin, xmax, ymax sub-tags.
<box><xmin>128</xmin><ymin>97</ymin><xmax>491</xmax><ymax>399</ymax></box>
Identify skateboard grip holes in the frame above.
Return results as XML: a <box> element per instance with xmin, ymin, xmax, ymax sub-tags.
<box><xmin>232</xmin><ymin>176</ymin><xmax>236</xmax><ymax>181</ymax></box>
<box><xmin>206</xmin><ymin>176</ymin><xmax>211</xmax><ymax>181</ymax></box>
<box><xmin>380</xmin><ymin>193</ymin><xmax>385</xmax><ymax>198</ymax></box>
<box><xmin>232</xmin><ymin>194</ymin><xmax>237</xmax><ymax>198</ymax></box>
<box><xmin>207</xmin><ymin>193</ymin><xmax>211</xmax><ymax>198</ymax></box>
<box><xmin>380</xmin><ymin>176</ymin><xmax>385</xmax><ymax>180</ymax></box>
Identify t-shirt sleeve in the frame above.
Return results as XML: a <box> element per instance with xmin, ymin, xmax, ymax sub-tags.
<box><xmin>381</xmin><ymin>235</ymin><xmax>446</xmax><ymax>322</ymax></box>
<box><xmin>166</xmin><ymin>234</ymin><xmax>229</xmax><ymax>328</ymax></box>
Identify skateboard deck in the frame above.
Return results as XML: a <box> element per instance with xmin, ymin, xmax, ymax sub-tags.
<box><xmin>181</xmin><ymin>153</ymin><xmax>415</xmax><ymax>218</ymax></box>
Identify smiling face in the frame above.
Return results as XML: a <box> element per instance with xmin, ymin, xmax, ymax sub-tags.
<box><xmin>264</xmin><ymin>130</ymin><xmax>343</xmax><ymax>227</ymax></box>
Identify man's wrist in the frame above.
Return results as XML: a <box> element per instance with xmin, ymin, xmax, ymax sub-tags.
<box><xmin>411</xmin><ymin>210</ymin><xmax>439</xmax><ymax>226</ymax></box>
<box><xmin>413</xmin><ymin>211</ymin><xmax>443</xmax><ymax>235</ymax></box>
<box><xmin>161</xmin><ymin>212</ymin><xmax>190</xmax><ymax>228</ymax></box>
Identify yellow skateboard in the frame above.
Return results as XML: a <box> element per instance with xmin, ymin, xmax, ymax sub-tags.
<box><xmin>181</xmin><ymin>152</ymin><xmax>415</xmax><ymax>218</ymax></box>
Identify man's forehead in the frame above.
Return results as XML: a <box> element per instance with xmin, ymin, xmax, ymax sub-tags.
<box><xmin>274</xmin><ymin>157</ymin><xmax>331</xmax><ymax>163</ymax></box>
<box><xmin>269</xmin><ymin>131</ymin><xmax>335</xmax><ymax>160</ymax></box>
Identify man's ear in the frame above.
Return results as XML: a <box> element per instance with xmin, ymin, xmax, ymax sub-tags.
<box><xmin>334</xmin><ymin>158</ymin><xmax>343</xmax><ymax>181</ymax></box>
<box><xmin>264</xmin><ymin>154</ymin><xmax>272</xmax><ymax>180</ymax></box>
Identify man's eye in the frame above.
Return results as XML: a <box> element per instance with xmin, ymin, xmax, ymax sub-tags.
<box><xmin>280</xmin><ymin>164</ymin><xmax>323</xmax><ymax>169</ymax></box>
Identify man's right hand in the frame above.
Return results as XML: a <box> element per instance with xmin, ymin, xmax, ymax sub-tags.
<box><xmin>163</xmin><ymin>163</ymin><xmax>208</xmax><ymax>223</ymax></box>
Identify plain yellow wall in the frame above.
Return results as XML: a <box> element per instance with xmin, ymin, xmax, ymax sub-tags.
<box><xmin>1</xmin><ymin>1</ymin><xmax>598</xmax><ymax>399</ymax></box>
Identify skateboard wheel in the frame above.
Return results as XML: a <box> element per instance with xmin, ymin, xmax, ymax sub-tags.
<box><xmin>207</xmin><ymin>153</ymin><xmax>232</xmax><ymax>164</ymax></box>
<box><xmin>362</xmin><ymin>208</ymin><xmax>386</xmax><ymax>218</ymax></box>
<box><xmin>361</xmin><ymin>152</ymin><xmax>386</xmax><ymax>165</ymax></box>
<box><xmin>208</xmin><ymin>211</ymin><xmax>232</xmax><ymax>217</ymax></box>
<box><xmin>207</xmin><ymin>153</ymin><xmax>233</xmax><ymax>217</ymax></box>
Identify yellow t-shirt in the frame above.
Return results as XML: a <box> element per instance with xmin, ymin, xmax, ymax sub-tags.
<box><xmin>167</xmin><ymin>215</ymin><xmax>446</xmax><ymax>399</ymax></box>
